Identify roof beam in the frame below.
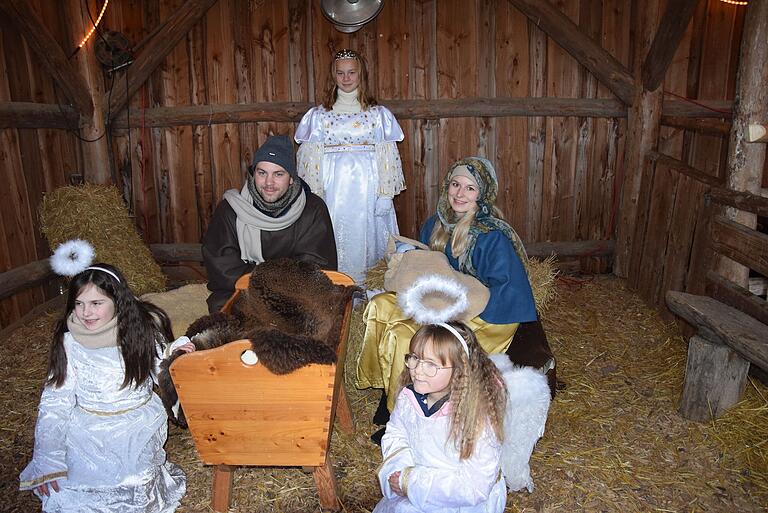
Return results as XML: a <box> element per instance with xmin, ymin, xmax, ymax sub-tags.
<box><xmin>106</xmin><ymin>0</ymin><xmax>219</xmax><ymax>118</ymax></box>
<box><xmin>0</xmin><ymin>0</ymin><xmax>93</xmax><ymax>117</ymax></box>
<box><xmin>507</xmin><ymin>0</ymin><xmax>636</xmax><ymax>105</ymax></box>
<box><xmin>642</xmin><ymin>0</ymin><xmax>700</xmax><ymax>91</ymax></box>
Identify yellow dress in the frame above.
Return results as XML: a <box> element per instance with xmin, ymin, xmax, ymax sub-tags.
<box><xmin>356</xmin><ymin>292</ymin><xmax>519</xmax><ymax>411</ymax></box>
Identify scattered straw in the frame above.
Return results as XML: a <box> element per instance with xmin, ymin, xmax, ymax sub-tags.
<box><xmin>39</xmin><ymin>184</ymin><xmax>165</xmax><ymax>296</ymax></box>
<box><xmin>3</xmin><ymin>276</ymin><xmax>766</xmax><ymax>512</ymax></box>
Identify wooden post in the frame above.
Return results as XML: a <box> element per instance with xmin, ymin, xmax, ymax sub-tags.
<box><xmin>63</xmin><ymin>0</ymin><xmax>110</xmax><ymax>184</ymax></box>
<box><xmin>717</xmin><ymin>0</ymin><xmax>768</xmax><ymax>287</ymax></box>
<box><xmin>679</xmin><ymin>335</ymin><xmax>749</xmax><ymax>422</ymax></box>
<box><xmin>614</xmin><ymin>1</ymin><xmax>662</xmax><ymax>277</ymax></box>
<box><xmin>211</xmin><ymin>464</ymin><xmax>235</xmax><ymax>513</ymax></box>
<box><xmin>313</xmin><ymin>459</ymin><xmax>340</xmax><ymax>512</ymax></box>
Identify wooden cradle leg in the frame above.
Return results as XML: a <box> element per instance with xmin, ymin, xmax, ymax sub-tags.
<box><xmin>212</xmin><ymin>464</ymin><xmax>236</xmax><ymax>513</ymax></box>
<box><xmin>335</xmin><ymin>386</ymin><xmax>354</xmax><ymax>433</ymax></box>
<box><xmin>313</xmin><ymin>459</ymin><xmax>340</xmax><ymax>512</ymax></box>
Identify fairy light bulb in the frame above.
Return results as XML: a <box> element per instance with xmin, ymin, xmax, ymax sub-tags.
<box><xmin>77</xmin><ymin>0</ymin><xmax>110</xmax><ymax>49</ymax></box>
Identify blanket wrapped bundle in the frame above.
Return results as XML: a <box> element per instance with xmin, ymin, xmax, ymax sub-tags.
<box><xmin>158</xmin><ymin>258</ymin><xmax>358</xmax><ymax>427</ymax></box>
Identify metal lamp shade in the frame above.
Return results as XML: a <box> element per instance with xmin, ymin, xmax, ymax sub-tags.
<box><xmin>320</xmin><ymin>0</ymin><xmax>384</xmax><ymax>33</ymax></box>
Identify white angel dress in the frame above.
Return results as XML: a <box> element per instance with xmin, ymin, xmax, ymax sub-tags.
<box><xmin>19</xmin><ymin>333</ymin><xmax>186</xmax><ymax>513</ymax></box>
<box><xmin>295</xmin><ymin>91</ymin><xmax>405</xmax><ymax>284</ymax></box>
<box><xmin>374</xmin><ymin>387</ymin><xmax>507</xmax><ymax>513</ymax></box>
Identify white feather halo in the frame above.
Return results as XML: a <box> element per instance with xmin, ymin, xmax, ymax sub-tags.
<box><xmin>50</xmin><ymin>239</ymin><xmax>95</xmax><ymax>277</ymax></box>
<box><xmin>398</xmin><ymin>274</ymin><xmax>470</xmax><ymax>325</ymax></box>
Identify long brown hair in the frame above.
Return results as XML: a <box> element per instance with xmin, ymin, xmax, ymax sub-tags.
<box><xmin>47</xmin><ymin>264</ymin><xmax>173</xmax><ymax>389</ymax></box>
<box><xmin>397</xmin><ymin>322</ymin><xmax>507</xmax><ymax>459</ymax></box>
<box><xmin>321</xmin><ymin>50</ymin><xmax>377</xmax><ymax>111</ymax></box>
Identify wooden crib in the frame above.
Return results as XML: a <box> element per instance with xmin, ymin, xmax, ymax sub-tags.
<box><xmin>170</xmin><ymin>270</ymin><xmax>355</xmax><ymax>512</ymax></box>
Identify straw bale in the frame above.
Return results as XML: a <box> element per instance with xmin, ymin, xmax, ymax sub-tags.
<box><xmin>4</xmin><ymin>276</ymin><xmax>766</xmax><ymax>512</ymax></box>
<box><xmin>39</xmin><ymin>184</ymin><xmax>165</xmax><ymax>296</ymax></box>
<box><xmin>141</xmin><ymin>284</ymin><xmax>209</xmax><ymax>339</ymax></box>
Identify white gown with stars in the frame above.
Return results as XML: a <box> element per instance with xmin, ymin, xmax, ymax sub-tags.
<box><xmin>295</xmin><ymin>102</ymin><xmax>405</xmax><ymax>283</ymax></box>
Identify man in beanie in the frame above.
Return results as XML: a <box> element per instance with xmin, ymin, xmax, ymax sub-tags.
<box><xmin>202</xmin><ymin>135</ymin><xmax>337</xmax><ymax>312</ymax></box>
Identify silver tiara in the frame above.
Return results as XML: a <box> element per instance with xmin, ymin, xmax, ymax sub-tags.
<box><xmin>334</xmin><ymin>49</ymin><xmax>358</xmax><ymax>60</ymax></box>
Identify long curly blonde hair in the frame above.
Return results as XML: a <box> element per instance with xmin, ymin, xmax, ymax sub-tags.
<box><xmin>397</xmin><ymin>322</ymin><xmax>507</xmax><ymax>459</ymax></box>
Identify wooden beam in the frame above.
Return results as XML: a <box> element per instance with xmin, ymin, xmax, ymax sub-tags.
<box><xmin>507</xmin><ymin>0</ymin><xmax>635</xmax><ymax>105</ymax></box>
<box><xmin>0</xmin><ymin>102</ymin><xmax>79</xmax><ymax>129</ymax></box>
<box><xmin>661</xmin><ymin>116</ymin><xmax>731</xmax><ymax>136</ymax></box>
<box><xmin>648</xmin><ymin>150</ymin><xmax>724</xmax><ymax>188</ymax></box>
<box><xmin>110</xmin><ymin>98</ymin><xmax>628</xmax><ymax>128</ymax></box>
<box><xmin>150</xmin><ymin>243</ymin><xmax>203</xmax><ymax>262</ymax></box>
<box><xmin>707</xmin><ymin>271</ymin><xmax>768</xmax><ymax>328</ymax></box>
<box><xmin>526</xmin><ymin>239</ymin><xmax>614</xmax><ymax>258</ymax></box>
<box><xmin>106</xmin><ymin>0</ymin><xmax>219</xmax><ymax>118</ymax></box>
<box><xmin>662</xmin><ymin>98</ymin><xmax>732</xmax><ymax>118</ymax></box>
<box><xmin>717</xmin><ymin>0</ymin><xmax>768</xmax><ymax>287</ymax></box>
<box><xmin>0</xmin><ymin>0</ymin><xmax>94</xmax><ymax>117</ymax></box>
<box><xmin>641</xmin><ymin>0</ymin><xmax>699</xmax><ymax>92</ymax></box>
<box><xmin>707</xmin><ymin>187</ymin><xmax>768</xmax><ymax>218</ymax></box>
<box><xmin>711</xmin><ymin>215</ymin><xmax>768</xmax><ymax>279</ymax></box>
<box><xmin>748</xmin><ymin>123</ymin><xmax>768</xmax><ymax>143</ymax></box>
<box><xmin>0</xmin><ymin>259</ymin><xmax>54</xmax><ymax>301</ymax></box>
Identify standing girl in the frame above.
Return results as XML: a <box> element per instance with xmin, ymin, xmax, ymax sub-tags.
<box><xmin>19</xmin><ymin>240</ymin><xmax>186</xmax><ymax>512</ymax></box>
<box><xmin>295</xmin><ymin>48</ymin><xmax>405</xmax><ymax>284</ymax></box>
<box><xmin>375</xmin><ymin>321</ymin><xmax>507</xmax><ymax>513</ymax></box>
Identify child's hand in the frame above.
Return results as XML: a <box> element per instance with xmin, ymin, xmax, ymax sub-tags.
<box><xmin>177</xmin><ymin>342</ymin><xmax>195</xmax><ymax>353</ymax></box>
<box><xmin>36</xmin><ymin>480</ymin><xmax>60</xmax><ymax>496</ymax></box>
<box><xmin>388</xmin><ymin>471</ymin><xmax>404</xmax><ymax>496</ymax></box>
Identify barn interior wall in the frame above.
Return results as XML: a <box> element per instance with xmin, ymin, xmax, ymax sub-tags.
<box><xmin>0</xmin><ymin>0</ymin><xmax>747</xmax><ymax>327</ymax></box>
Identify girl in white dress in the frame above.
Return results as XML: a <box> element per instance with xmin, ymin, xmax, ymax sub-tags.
<box><xmin>375</xmin><ymin>321</ymin><xmax>508</xmax><ymax>513</ymax></box>
<box><xmin>295</xmin><ymin>48</ymin><xmax>405</xmax><ymax>284</ymax></box>
<box><xmin>20</xmin><ymin>240</ymin><xmax>187</xmax><ymax>513</ymax></box>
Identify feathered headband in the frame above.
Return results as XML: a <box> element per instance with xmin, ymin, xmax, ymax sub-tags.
<box><xmin>50</xmin><ymin>239</ymin><xmax>120</xmax><ymax>282</ymax></box>
<box><xmin>398</xmin><ymin>274</ymin><xmax>471</xmax><ymax>355</ymax></box>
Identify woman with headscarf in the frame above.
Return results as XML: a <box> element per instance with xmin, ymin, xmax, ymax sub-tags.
<box><xmin>357</xmin><ymin>157</ymin><xmax>555</xmax><ymax>438</ymax></box>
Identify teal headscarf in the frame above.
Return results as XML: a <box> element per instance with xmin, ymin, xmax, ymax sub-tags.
<box><xmin>436</xmin><ymin>157</ymin><xmax>528</xmax><ymax>277</ymax></box>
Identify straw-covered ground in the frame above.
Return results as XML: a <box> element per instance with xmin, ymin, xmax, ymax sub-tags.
<box><xmin>2</xmin><ymin>275</ymin><xmax>766</xmax><ymax>512</ymax></box>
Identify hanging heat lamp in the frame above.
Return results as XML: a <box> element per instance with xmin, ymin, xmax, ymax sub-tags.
<box><xmin>320</xmin><ymin>0</ymin><xmax>385</xmax><ymax>33</ymax></box>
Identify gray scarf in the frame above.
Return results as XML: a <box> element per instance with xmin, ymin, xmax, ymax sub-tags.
<box><xmin>224</xmin><ymin>183</ymin><xmax>306</xmax><ymax>264</ymax></box>
<box><xmin>67</xmin><ymin>313</ymin><xmax>119</xmax><ymax>349</ymax></box>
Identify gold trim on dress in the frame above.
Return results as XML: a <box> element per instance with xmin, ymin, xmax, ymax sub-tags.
<box><xmin>76</xmin><ymin>394</ymin><xmax>152</xmax><ymax>416</ymax></box>
<box><xmin>19</xmin><ymin>470</ymin><xmax>68</xmax><ymax>489</ymax></box>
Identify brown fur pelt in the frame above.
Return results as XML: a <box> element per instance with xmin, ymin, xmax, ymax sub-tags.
<box><xmin>158</xmin><ymin>258</ymin><xmax>359</xmax><ymax>427</ymax></box>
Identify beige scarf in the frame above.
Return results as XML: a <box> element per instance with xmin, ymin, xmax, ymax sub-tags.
<box><xmin>224</xmin><ymin>184</ymin><xmax>306</xmax><ymax>264</ymax></box>
<box><xmin>67</xmin><ymin>313</ymin><xmax>119</xmax><ymax>349</ymax></box>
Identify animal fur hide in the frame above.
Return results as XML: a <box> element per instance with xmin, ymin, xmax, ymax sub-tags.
<box><xmin>157</xmin><ymin>258</ymin><xmax>358</xmax><ymax>427</ymax></box>
<box><xmin>490</xmin><ymin>353</ymin><xmax>551</xmax><ymax>493</ymax></box>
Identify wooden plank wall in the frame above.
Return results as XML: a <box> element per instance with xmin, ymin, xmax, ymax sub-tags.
<box><xmin>0</xmin><ymin>0</ymin><xmax>746</xmax><ymax>327</ymax></box>
<box><xmin>629</xmin><ymin>0</ymin><xmax>747</xmax><ymax>315</ymax></box>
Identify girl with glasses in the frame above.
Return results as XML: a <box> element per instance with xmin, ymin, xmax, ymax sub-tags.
<box><xmin>374</xmin><ymin>321</ymin><xmax>507</xmax><ymax>513</ymax></box>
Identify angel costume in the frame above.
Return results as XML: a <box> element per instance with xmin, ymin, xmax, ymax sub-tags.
<box><xmin>19</xmin><ymin>326</ymin><xmax>186</xmax><ymax>513</ymax></box>
<box><xmin>295</xmin><ymin>89</ymin><xmax>405</xmax><ymax>283</ymax></box>
<box><xmin>375</xmin><ymin>387</ymin><xmax>506</xmax><ymax>513</ymax></box>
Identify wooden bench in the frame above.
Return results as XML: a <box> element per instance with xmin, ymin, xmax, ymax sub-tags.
<box><xmin>666</xmin><ymin>291</ymin><xmax>767</xmax><ymax>421</ymax></box>
<box><xmin>666</xmin><ymin>186</ymin><xmax>768</xmax><ymax>422</ymax></box>
<box><xmin>171</xmin><ymin>270</ymin><xmax>355</xmax><ymax>512</ymax></box>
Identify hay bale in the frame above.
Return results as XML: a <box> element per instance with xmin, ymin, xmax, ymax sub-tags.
<box><xmin>141</xmin><ymin>284</ymin><xmax>210</xmax><ymax>339</ymax></box>
<box><xmin>39</xmin><ymin>184</ymin><xmax>165</xmax><ymax>296</ymax></box>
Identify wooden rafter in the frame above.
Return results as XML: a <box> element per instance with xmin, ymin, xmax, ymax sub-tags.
<box><xmin>641</xmin><ymin>0</ymin><xmax>700</xmax><ymax>92</ymax></box>
<box><xmin>507</xmin><ymin>0</ymin><xmax>636</xmax><ymax>105</ymax></box>
<box><xmin>0</xmin><ymin>0</ymin><xmax>93</xmax><ymax>117</ymax></box>
<box><xmin>0</xmin><ymin>102</ymin><xmax>79</xmax><ymax>129</ymax></box>
<box><xmin>106</xmin><ymin>0</ymin><xmax>219</xmax><ymax>118</ymax></box>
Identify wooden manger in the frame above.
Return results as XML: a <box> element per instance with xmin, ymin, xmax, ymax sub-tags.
<box><xmin>170</xmin><ymin>270</ymin><xmax>355</xmax><ymax>512</ymax></box>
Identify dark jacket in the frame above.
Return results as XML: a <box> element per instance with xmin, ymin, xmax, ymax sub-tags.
<box><xmin>202</xmin><ymin>191</ymin><xmax>337</xmax><ymax>312</ymax></box>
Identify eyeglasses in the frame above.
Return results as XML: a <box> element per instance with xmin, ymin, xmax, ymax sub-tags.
<box><xmin>404</xmin><ymin>354</ymin><xmax>453</xmax><ymax>378</ymax></box>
